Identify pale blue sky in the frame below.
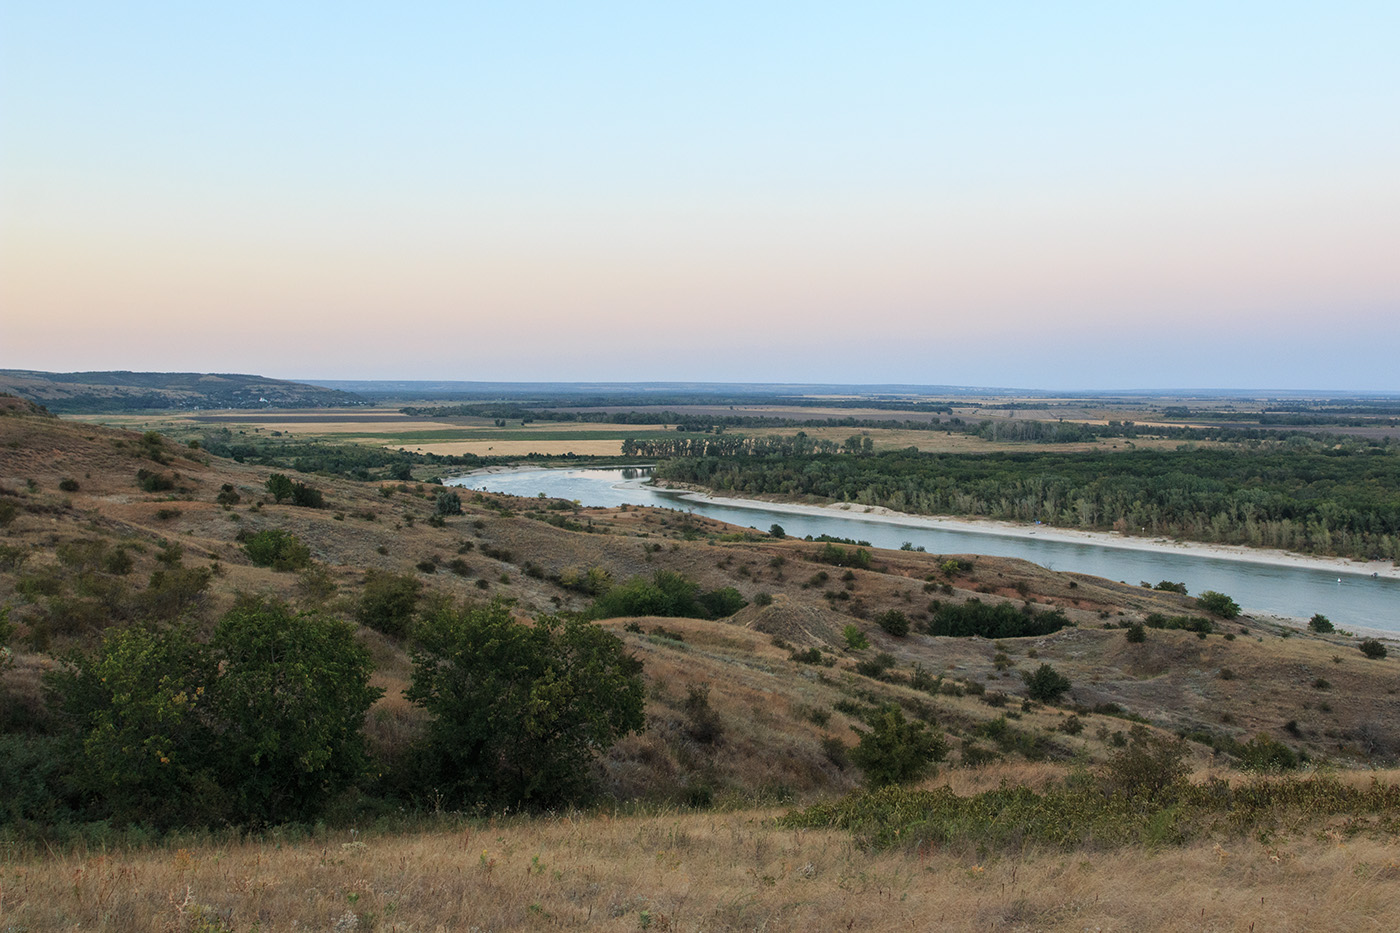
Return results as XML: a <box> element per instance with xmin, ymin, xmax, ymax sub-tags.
<box><xmin>3</xmin><ymin>2</ymin><xmax>1397</xmax><ymax>389</ymax></box>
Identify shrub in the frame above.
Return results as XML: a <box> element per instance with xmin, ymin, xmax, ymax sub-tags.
<box><xmin>682</xmin><ymin>685</ymin><xmax>723</xmax><ymax>744</ymax></box>
<box><xmin>1125</xmin><ymin>622</ymin><xmax>1147</xmax><ymax>643</ymax></box>
<box><xmin>264</xmin><ymin>473</ymin><xmax>294</xmax><ymax>503</ymax></box>
<box><xmin>0</xmin><ymin>543</ymin><xmax>28</xmax><ymax>572</ymax></box>
<box><xmin>1197</xmin><ymin>590</ymin><xmax>1241</xmax><ymax>619</ymax></box>
<box><xmin>585</xmin><ymin>571</ymin><xmax>744</xmax><ymax>621</ymax></box>
<box><xmin>58</xmin><ymin>478</ymin><xmax>80</xmax><ymax>492</ymax></box>
<box><xmin>1143</xmin><ymin>613</ymin><xmax>1213</xmax><ymax>634</ymax></box>
<box><xmin>436</xmin><ymin>490</ymin><xmax>463</xmax><ymax>516</ymax></box>
<box><xmin>875</xmin><ymin>609</ymin><xmax>910</xmax><ymax>637</ymax></box>
<box><xmin>768</xmin><ymin>523</ymin><xmax>785</xmax><ymax>538</ymax></box>
<box><xmin>141</xmin><ymin>565</ymin><xmax>213</xmax><ymax>620</ymax></box>
<box><xmin>290</xmin><ymin>481</ymin><xmax>324</xmax><ymax>509</ymax></box>
<box><xmin>849</xmin><ymin>704</ymin><xmax>947</xmax><ymax>788</ymax></box>
<box><xmin>1022</xmin><ymin>663</ymin><xmax>1071</xmax><ymax>704</ymax></box>
<box><xmin>356</xmin><ymin>569</ymin><xmax>421</xmax><ymax>639</ymax></box>
<box><xmin>135</xmin><ymin>469</ymin><xmax>175</xmax><ymax>492</ymax></box>
<box><xmin>855</xmin><ymin>652</ymin><xmax>897</xmax><ymax>679</ymax></box>
<box><xmin>1359</xmin><ymin>638</ymin><xmax>1388</xmax><ymax>659</ymax></box>
<box><xmin>1308</xmin><ymin>613</ymin><xmax>1334</xmax><ymax>634</ymax></box>
<box><xmin>1236</xmin><ymin>733</ymin><xmax>1300</xmax><ymax>772</ymax></box>
<box><xmin>843</xmin><ymin>624</ymin><xmax>870</xmax><ymax>650</ymax></box>
<box><xmin>406</xmin><ymin>601</ymin><xmax>645</xmax><ymax>808</ymax></box>
<box><xmin>927</xmin><ymin>598</ymin><xmax>1070</xmax><ymax>639</ymax></box>
<box><xmin>242</xmin><ymin>529</ymin><xmax>311</xmax><ymax>571</ymax></box>
<box><xmin>697</xmin><ymin>586</ymin><xmax>748</xmax><ymax>618</ymax></box>
<box><xmin>1098</xmin><ymin>728</ymin><xmax>1189</xmax><ymax>801</ymax></box>
<box><xmin>816</xmin><ymin>542</ymin><xmax>872</xmax><ymax>569</ymax></box>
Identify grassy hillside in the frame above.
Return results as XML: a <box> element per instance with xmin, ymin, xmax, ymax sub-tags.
<box><xmin>2</xmin><ymin>396</ymin><xmax>1397</xmax><ymax>930</ymax></box>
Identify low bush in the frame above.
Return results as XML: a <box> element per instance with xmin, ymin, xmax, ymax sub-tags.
<box><xmin>875</xmin><ymin>609</ymin><xmax>910</xmax><ymax>637</ymax></box>
<box><xmin>1197</xmin><ymin>590</ymin><xmax>1241</xmax><ymax>619</ymax></box>
<box><xmin>849</xmin><ymin>704</ymin><xmax>947</xmax><ymax>788</ymax></box>
<box><xmin>356</xmin><ymin>569</ymin><xmax>421</xmax><ymax>639</ymax></box>
<box><xmin>1308</xmin><ymin>613</ymin><xmax>1334</xmax><ymax>634</ymax></box>
<box><xmin>241</xmin><ymin>529</ymin><xmax>311</xmax><ymax>571</ymax></box>
<box><xmin>927</xmin><ymin>598</ymin><xmax>1070</xmax><ymax>639</ymax></box>
<box><xmin>1022</xmin><ymin>663</ymin><xmax>1072</xmax><ymax>703</ymax></box>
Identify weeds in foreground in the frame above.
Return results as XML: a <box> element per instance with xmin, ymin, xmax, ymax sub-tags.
<box><xmin>780</xmin><ymin>773</ymin><xmax>1400</xmax><ymax>851</ymax></box>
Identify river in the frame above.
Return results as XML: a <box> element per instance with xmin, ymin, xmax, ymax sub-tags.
<box><xmin>448</xmin><ymin>467</ymin><xmax>1400</xmax><ymax>635</ymax></box>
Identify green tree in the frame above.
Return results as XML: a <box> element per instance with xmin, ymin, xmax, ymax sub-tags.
<box><xmin>768</xmin><ymin>523</ymin><xmax>786</xmax><ymax>538</ymax></box>
<box><xmin>210</xmin><ymin>600</ymin><xmax>381</xmax><ymax>823</ymax></box>
<box><xmin>48</xmin><ymin>623</ymin><xmax>225</xmax><ymax>828</ymax></box>
<box><xmin>405</xmin><ymin>601</ymin><xmax>645</xmax><ymax>808</ymax></box>
<box><xmin>47</xmin><ymin>603</ymin><xmax>382</xmax><ymax>828</ymax></box>
<box><xmin>848</xmin><ymin>704</ymin><xmax>947</xmax><ymax>787</ymax></box>
<box><xmin>1308</xmin><ymin>614</ymin><xmax>1334</xmax><ymax>634</ymax></box>
<box><xmin>1022</xmin><ymin>663</ymin><xmax>1072</xmax><ymax>703</ymax></box>
<box><xmin>1359</xmin><ymin>638</ymin><xmax>1387</xmax><ymax>659</ymax></box>
<box><xmin>265</xmin><ymin>473</ymin><xmax>294</xmax><ymax>503</ymax></box>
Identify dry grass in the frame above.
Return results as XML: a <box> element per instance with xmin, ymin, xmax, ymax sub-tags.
<box><xmin>5</xmin><ymin>807</ymin><xmax>1398</xmax><ymax>932</ymax></box>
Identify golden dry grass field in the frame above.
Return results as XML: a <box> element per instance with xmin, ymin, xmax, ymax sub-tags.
<box><xmin>7</xmin><ymin>769</ymin><xmax>1400</xmax><ymax>933</ymax></box>
<box><xmin>64</xmin><ymin>401</ymin><xmax>1222</xmax><ymax>457</ymax></box>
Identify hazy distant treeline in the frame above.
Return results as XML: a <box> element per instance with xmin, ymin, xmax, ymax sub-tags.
<box><xmin>407</xmin><ymin>401</ymin><xmax>1389</xmax><ymax>447</ymax></box>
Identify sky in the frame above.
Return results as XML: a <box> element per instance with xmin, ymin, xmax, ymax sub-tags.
<box><xmin>3</xmin><ymin>2</ymin><xmax>1398</xmax><ymax>391</ymax></box>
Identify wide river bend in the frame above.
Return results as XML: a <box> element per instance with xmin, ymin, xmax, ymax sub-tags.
<box><xmin>449</xmin><ymin>467</ymin><xmax>1400</xmax><ymax>635</ymax></box>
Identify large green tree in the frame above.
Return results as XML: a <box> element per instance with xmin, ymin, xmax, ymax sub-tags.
<box><xmin>406</xmin><ymin>602</ymin><xmax>645</xmax><ymax>808</ymax></box>
<box><xmin>49</xmin><ymin>623</ymin><xmax>224</xmax><ymax>828</ymax></box>
<box><xmin>211</xmin><ymin>600</ymin><xmax>381</xmax><ymax>823</ymax></box>
<box><xmin>48</xmin><ymin>601</ymin><xmax>381</xmax><ymax>827</ymax></box>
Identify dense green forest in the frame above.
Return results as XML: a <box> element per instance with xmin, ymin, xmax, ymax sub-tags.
<box><xmin>652</xmin><ymin>444</ymin><xmax>1400</xmax><ymax>561</ymax></box>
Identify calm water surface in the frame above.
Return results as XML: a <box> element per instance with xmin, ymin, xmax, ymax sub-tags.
<box><xmin>449</xmin><ymin>467</ymin><xmax>1400</xmax><ymax>634</ymax></box>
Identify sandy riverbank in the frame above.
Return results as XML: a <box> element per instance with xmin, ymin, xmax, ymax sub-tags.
<box><xmin>652</xmin><ymin>485</ymin><xmax>1400</xmax><ymax>582</ymax></box>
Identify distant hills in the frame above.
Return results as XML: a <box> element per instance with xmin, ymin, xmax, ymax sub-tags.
<box><xmin>0</xmin><ymin>370</ymin><xmax>369</xmax><ymax>413</ymax></box>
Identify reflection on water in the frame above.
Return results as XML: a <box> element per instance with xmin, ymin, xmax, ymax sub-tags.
<box><xmin>449</xmin><ymin>468</ymin><xmax>1399</xmax><ymax>633</ymax></box>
